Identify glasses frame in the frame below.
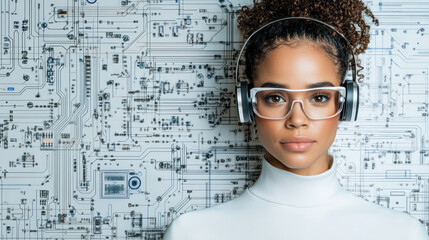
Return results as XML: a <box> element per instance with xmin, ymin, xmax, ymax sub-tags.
<box><xmin>249</xmin><ymin>86</ymin><xmax>346</xmax><ymax>120</ymax></box>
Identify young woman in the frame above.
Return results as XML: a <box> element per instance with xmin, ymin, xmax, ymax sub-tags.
<box><xmin>164</xmin><ymin>0</ymin><xmax>428</xmax><ymax>239</ymax></box>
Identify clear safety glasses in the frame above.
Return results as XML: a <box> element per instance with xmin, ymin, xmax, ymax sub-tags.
<box><xmin>250</xmin><ymin>87</ymin><xmax>346</xmax><ymax>120</ymax></box>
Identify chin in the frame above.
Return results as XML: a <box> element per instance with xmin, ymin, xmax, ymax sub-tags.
<box><xmin>279</xmin><ymin>157</ymin><xmax>314</xmax><ymax>170</ymax></box>
<box><xmin>273</xmin><ymin>151</ymin><xmax>316</xmax><ymax>169</ymax></box>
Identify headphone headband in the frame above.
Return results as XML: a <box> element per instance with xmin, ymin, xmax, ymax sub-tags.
<box><xmin>235</xmin><ymin>16</ymin><xmax>357</xmax><ymax>86</ymax></box>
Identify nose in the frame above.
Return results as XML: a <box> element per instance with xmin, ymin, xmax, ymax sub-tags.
<box><xmin>285</xmin><ymin>100</ymin><xmax>309</xmax><ymax>128</ymax></box>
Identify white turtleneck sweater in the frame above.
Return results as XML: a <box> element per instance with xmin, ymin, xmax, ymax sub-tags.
<box><xmin>163</xmin><ymin>155</ymin><xmax>428</xmax><ymax>240</ymax></box>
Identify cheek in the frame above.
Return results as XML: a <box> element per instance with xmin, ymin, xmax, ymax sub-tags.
<box><xmin>320</xmin><ymin>117</ymin><xmax>339</xmax><ymax>130</ymax></box>
<box><xmin>254</xmin><ymin>117</ymin><xmax>282</xmax><ymax>143</ymax></box>
<box><xmin>313</xmin><ymin>117</ymin><xmax>339</xmax><ymax>142</ymax></box>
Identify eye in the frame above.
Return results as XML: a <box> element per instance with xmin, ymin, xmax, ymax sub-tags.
<box><xmin>311</xmin><ymin>93</ymin><xmax>330</xmax><ymax>103</ymax></box>
<box><xmin>264</xmin><ymin>94</ymin><xmax>285</xmax><ymax>103</ymax></box>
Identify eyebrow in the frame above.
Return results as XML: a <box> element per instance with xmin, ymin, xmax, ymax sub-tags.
<box><xmin>259</xmin><ymin>81</ymin><xmax>335</xmax><ymax>88</ymax></box>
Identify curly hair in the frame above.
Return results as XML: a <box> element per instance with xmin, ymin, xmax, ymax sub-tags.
<box><xmin>236</xmin><ymin>0</ymin><xmax>379</xmax><ymax>86</ymax></box>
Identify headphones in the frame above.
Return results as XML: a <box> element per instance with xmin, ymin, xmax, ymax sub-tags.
<box><xmin>235</xmin><ymin>17</ymin><xmax>359</xmax><ymax>123</ymax></box>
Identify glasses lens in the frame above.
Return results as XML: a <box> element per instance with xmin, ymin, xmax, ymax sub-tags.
<box><xmin>253</xmin><ymin>89</ymin><xmax>344</xmax><ymax>119</ymax></box>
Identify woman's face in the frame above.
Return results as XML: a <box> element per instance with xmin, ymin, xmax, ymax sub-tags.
<box><xmin>253</xmin><ymin>42</ymin><xmax>340</xmax><ymax>176</ymax></box>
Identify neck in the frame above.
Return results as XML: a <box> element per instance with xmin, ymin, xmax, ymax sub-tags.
<box><xmin>264</xmin><ymin>150</ymin><xmax>332</xmax><ymax>176</ymax></box>
<box><xmin>247</xmin><ymin>153</ymin><xmax>340</xmax><ymax>207</ymax></box>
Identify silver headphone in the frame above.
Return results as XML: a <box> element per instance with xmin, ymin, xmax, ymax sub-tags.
<box><xmin>235</xmin><ymin>16</ymin><xmax>359</xmax><ymax>123</ymax></box>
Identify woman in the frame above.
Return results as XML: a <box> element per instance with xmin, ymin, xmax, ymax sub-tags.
<box><xmin>164</xmin><ymin>0</ymin><xmax>428</xmax><ymax>239</ymax></box>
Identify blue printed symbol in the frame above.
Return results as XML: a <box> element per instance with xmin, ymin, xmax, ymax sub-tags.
<box><xmin>128</xmin><ymin>176</ymin><xmax>141</xmax><ymax>190</ymax></box>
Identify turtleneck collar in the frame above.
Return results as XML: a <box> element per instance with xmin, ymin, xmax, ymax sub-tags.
<box><xmin>247</xmin><ymin>154</ymin><xmax>341</xmax><ymax>207</ymax></box>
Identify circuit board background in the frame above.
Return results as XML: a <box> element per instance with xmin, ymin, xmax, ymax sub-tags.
<box><xmin>0</xmin><ymin>0</ymin><xmax>428</xmax><ymax>239</ymax></box>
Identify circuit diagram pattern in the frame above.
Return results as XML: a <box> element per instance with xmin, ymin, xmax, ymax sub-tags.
<box><xmin>0</xmin><ymin>0</ymin><xmax>428</xmax><ymax>239</ymax></box>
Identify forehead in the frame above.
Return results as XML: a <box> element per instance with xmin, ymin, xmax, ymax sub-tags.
<box><xmin>253</xmin><ymin>43</ymin><xmax>341</xmax><ymax>88</ymax></box>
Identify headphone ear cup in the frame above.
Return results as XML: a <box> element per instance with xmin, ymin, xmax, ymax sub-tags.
<box><xmin>235</xmin><ymin>81</ymin><xmax>254</xmax><ymax>123</ymax></box>
<box><xmin>340</xmin><ymin>80</ymin><xmax>359</xmax><ymax>122</ymax></box>
<box><xmin>354</xmin><ymin>81</ymin><xmax>359</xmax><ymax>121</ymax></box>
<box><xmin>245</xmin><ymin>82</ymin><xmax>255</xmax><ymax>122</ymax></box>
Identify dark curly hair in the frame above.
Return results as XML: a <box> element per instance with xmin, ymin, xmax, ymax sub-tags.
<box><xmin>236</xmin><ymin>0</ymin><xmax>379</xmax><ymax>87</ymax></box>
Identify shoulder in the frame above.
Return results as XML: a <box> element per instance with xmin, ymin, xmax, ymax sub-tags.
<box><xmin>337</xmin><ymin>190</ymin><xmax>428</xmax><ymax>239</ymax></box>
<box><xmin>339</xmin><ymin>190</ymin><xmax>412</xmax><ymax>218</ymax></box>
<box><xmin>163</xmin><ymin>191</ymin><xmax>252</xmax><ymax>240</ymax></box>
<box><xmin>163</xmin><ymin>210</ymin><xmax>197</xmax><ymax>240</ymax></box>
<box><xmin>173</xmin><ymin>190</ymin><xmax>253</xmax><ymax>222</ymax></box>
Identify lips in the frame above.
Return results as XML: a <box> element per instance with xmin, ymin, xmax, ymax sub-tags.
<box><xmin>280</xmin><ymin>137</ymin><xmax>315</xmax><ymax>152</ymax></box>
<box><xmin>280</xmin><ymin>136</ymin><xmax>315</xmax><ymax>144</ymax></box>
